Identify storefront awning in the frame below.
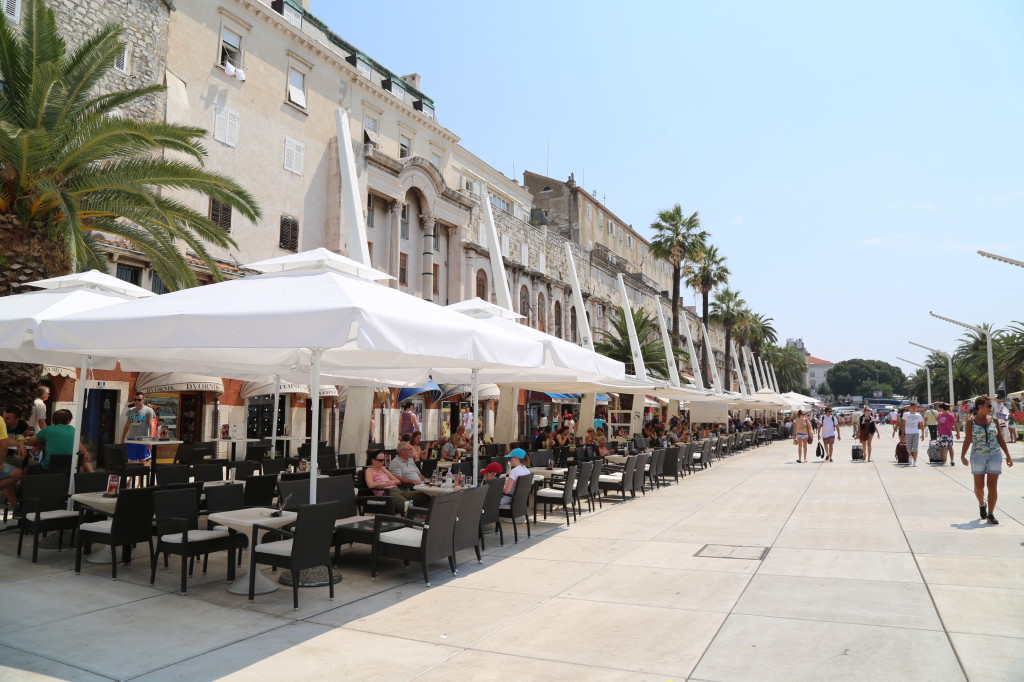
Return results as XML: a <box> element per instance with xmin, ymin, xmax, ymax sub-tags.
<box><xmin>137</xmin><ymin>372</ymin><xmax>224</xmax><ymax>395</ymax></box>
<box><xmin>42</xmin><ymin>365</ymin><xmax>77</xmax><ymax>379</ymax></box>
<box><xmin>398</xmin><ymin>380</ymin><xmax>441</xmax><ymax>403</ymax></box>
<box><xmin>239</xmin><ymin>380</ymin><xmax>337</xmax><ymax>400</ymax></box>
<box><xmin>596</xmin><ymin>392</ymin><xmax>611</xmax><ymax>404</ymax></box>
<box><xmin>544</xmin><ymin>392</ymin><xmax>581</xmax><ymax>404</ymax></box>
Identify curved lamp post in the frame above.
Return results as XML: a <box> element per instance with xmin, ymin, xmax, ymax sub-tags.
<box><xmin>897</xmin><ymin>356</ymin><xmax>931</xmax><ymax>404</ymax></box>
<box><xmin>930</xmin><ymin>312</ymin><xmax>995</xmax><ymax>398</ymax></box>
<box><xmin>978</xmin><ymin>250</ymin><xmax>1024</xmax><ymax>269</ymax></box>
<box><xmin>909</xmin><ymin>341</ymin><xmax>953</xmax><ymax>407</ymax></box>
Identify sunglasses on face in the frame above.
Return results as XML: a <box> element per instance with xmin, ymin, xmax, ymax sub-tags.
<box><xmin>374</xmin><ymin>457</ymin><xmax>386</xmax><ymax>462</ymax></box>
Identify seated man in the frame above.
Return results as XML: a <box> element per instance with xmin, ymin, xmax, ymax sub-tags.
<box><xmin>0</xmin><ymin>409</ymin><xmax>28</xmax><ymax>515</ymax></box>
<box><xmin>26</xmin><ymin>409</ymin><xmax>92</xmax><ymax>473</ymax></box>
<box><xmin>500</xmin><ymin>448</ymin><xmax>531</xmax><ymax>505</ymax></box>
<box><xmin>436</xmin><ymin>436</ymin><xmax>457</xmax><ymax>461</ymax></box>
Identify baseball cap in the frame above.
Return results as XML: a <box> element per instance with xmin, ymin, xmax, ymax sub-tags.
<box><xmin>505</xmin><ymin>448</ymin><xmax>526</xmax><ymax>460</ymax></box>
<box><xmin>481</xmin><ymin>462</ymin><xmax>503</xmax><ymax>474</ymax></box>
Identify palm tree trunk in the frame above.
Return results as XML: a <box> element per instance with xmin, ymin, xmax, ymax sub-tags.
<box><xmin>671</xmin><ymin>263</ymin><xmax>680</xmax><ymax>342</ymax></box>
<box><xmin>0</xmin><ymin>213</ymin><xmax>73</xmax><ymax>413</ymax></box>
<box><xmin>724</xmin><ymin>327</ymin><xmax>732</xmax><ymax>392</ymax></box>
<box><xmin>700</xmin><ymin>288</ymin><xmax>710</xmax><ymax>388</ymax></box>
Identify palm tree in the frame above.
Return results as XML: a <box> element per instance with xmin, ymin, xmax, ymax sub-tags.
<box><xmin>648</xmin><ymin>205</ymin><xmax>707</xmax><ymax>345</ymax></box>
<box><xmin>709</xmin><ymin>288</ymin><xmax>747</xmax><ymax>392</ymax></box>
<box><xmin>682</xmin><ymin>244</ymin><xmax>729</xmax><ymax>388</ymax></box>
<box><xmin>953</xmin><ymin>323</ymin><xmax>998</xmax><ymax>397</ymax></box>
<box><xmin>594</xmin><ymin>307</ymin><xmax>686</xmax><ymax>380</ymax></box>
<box><xmin>745</xmin><ymin>312</ymin><xmax>777</xmax><ymax>363</ymax></box>
<box><xmin>995</xmin><ymin>321</ymin><xmax>1024</xmax><ymax>394</ymax></box>
<box><xmin>0</xmin><ymin>0</ymin><xmax>260</xmax><ymax>297</ymax></box>
<box><xmin>761</xmin><ymin>343</ymin><xmax>809</xmax><ymax>393</ymax></box>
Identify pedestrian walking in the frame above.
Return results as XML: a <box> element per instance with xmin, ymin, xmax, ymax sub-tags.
<box><xmin>792</xmin><ymin>410</ymin><xmax>813</xmax><ymax>463</ymax></box>
<box><xmin>961</xmin><ymin>396</ymin><xmax>1013</xmax><ymax>524</ymax></box>
<box><xmin>935</xmin><ymin>402</ymin><xmax>960</xmax><ymax>466</ymax></box>
<box><xmin>923</xmin><ymin>404</ymin><xmax>938</xmax><ymax>440</ymax></box>
<box><xmin>900</xmin><ymin>403</ymin><xmax>925</xmax><ymax>466</ymax></box>
<box><xmin>891</xmin><ymin>409</ymin><xmax>902</xmax><ymax>438</ymax></box>
<box><xmin>856</xmin><ymin>405</ymin><xmax>879</xmax><ymax>462</ymax></box>
<box><xmin>817</xmin><ymin>407</ymin><xmax>840</xmax><ymax>462</ymax></box>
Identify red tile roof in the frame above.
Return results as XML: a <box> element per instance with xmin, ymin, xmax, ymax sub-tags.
<box><xmin>807</xmin><ymin>356</ymin><xmax>833</xmax><ymax>365</ymax></box>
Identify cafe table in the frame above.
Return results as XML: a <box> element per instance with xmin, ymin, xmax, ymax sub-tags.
<box><xmin>215</xmin><ymin>437</ymin><xmax>261</xmax><ymax>461</ymax></box>
<box><xmin>604</xmin><ymin>454</ymin><xmax>629</xmax><ymax>464</ymax></box>
<box><xmin>412</xmin><ymin>483</ymin><xmax>460</xmax><ymax>496</ymax></box>
<box><xmin>528</xmin><ymin>467</ymin><xmax>568</xmax><ymax>480</ymax></box>
<box><xmin>208</xmin><ymin>507</ymin><xmax>297</xmax><ymax>595</ymax></box>
<box><xmin>267</xmin><ymin>435</ymin><xmax>308</xmax><ymax>458</ymax></box>
<box><xmin>126</xmin><ymin>438</ymin><xmax>183</xmax><ymax>484</ymax></box>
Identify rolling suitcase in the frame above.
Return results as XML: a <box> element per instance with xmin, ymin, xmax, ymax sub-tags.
<box><xmin>851</xmin><ymin>444</ymin><xmax>864</xmax><ymax>461</ymax></box>
<box><xmin>895</xmin><ymin>443</ymin><xmax>910</xmax><ymax>464</ymax></box>
<box><xmin>927</xmin><ymin>440</ymin><xmax>943</xmax><ymax>463</ymax></box>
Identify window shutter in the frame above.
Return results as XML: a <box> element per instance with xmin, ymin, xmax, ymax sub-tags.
<box><xmin>214</xmin><ymin>107</ymin><xmax>239</xmax><ymax>147</ymax></box>
<box><xmin>113</xmin><ymin>47</ymin><xmax>127</xmax><ymax>72</ymax></box>
<box><xmin>3</xmin><ymin>0</ymin><xmax>20</xmax><ymax>22</ymax></box>
<box><xmin>209</xmin><ymin>199</ymin><xmax>232</xmax><ymax>233</ymax></box>
<box><xmin>279</xmin><ymin>216</ymin><xmax>299</xmax><ymax>251</ymax></box>
<box><xmin>477</xmin><ymin>219</ymin><xmax>486</xmax><ymax>245</ymax></box>
<box><xmin>538</xmin><ymin>252</ymin><xmax>546</xmax><ymax>273</ymax></box>
<box><xmin>500</xmin><ymin>234</ymin><xmax>510</xmax><ymax>257</ymax></box>
<box><xmin>283</xmin><ymin>138</ymin><xmax>303</xmax><ymax>175</ymax></box>
<box><xmin>520</xmin><ymin>243</ymin><xmax>528</xmax><ymax>266</ymax></box>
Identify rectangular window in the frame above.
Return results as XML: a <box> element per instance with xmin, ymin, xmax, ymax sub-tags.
<box><xmin>287</xmin><ymin>67</ymin><xmax>306</xmax><ymax>108</ymax></box>
<box><xmin>500</xmin><ymin>234</ymin><xmax>510</xmax><ymax>257</ymax></box>
<box><xmin>520</xmin><ymin>243</ymin><xmax>529</xmax><ymax>266</ymax></box>
<box><xmin>586</xmin><ymin>204</ymin><xmax>593</xmax><ymax>221</ymax></box>
<box><xmin>490</xmin><ymin>194</ymin><xmax>510</xmax><ymax>213</ymax></box>
<box><xmin>220</xmin><ymin>27</ymin><xmax>242</xmax><ymax>68</ymax></box>
<box><xmin>433</xmin><ymin>222</ymin><xmax>441</xmax><ymax>252</ymax></box>
<box><xmin>538</xmin><ymin>252</ymin><xmax>546</xmax><ymax>273</ymax></box>
<box><xmin>115</xmin><ymin>264</ymin><xmax>141</xmax><ymax>286</ymax></box>
<box><xmin>279</xmin><ymin>215</ymin><xmax>299</xmax><ymax>251</ymax></box>
<box><xmin>432</xmin><ymin>264</ymin><xmax>439</xmax><ymax>294</ymax></box>
<box><xmin>608</xmin><ymin>220</ymin><xmax>614</xmax><ymax>236</ymax></box>
<box><xmin>430</xmin><ymin>151</ymin><xmax>442</xmax><ymax>169</ymax></box>
<box><xmin>283</xmin><ymin>137</ymin><xmax>304</xmax><ymax>175</ymax></box>
<box><xmin>282</xmin><ymin>2</ymin><xmax>302</xmax><ymax>27</ymax></box>
<box><xmin>400</xmin><ymin>204</ymin><xmax>409</xmax><ymax>240</ymax></box>
<box><xmin>151</xmin><ymin>272</ymin><xmax>168</xmax><ymax>295</ymax></box>
<box><xmin>3</xmin><ymin>0</ymin><xmax>21</xmax><ymax>23</ymax></box>
<box><xmin>209</xmin><ymin>198</ymin><xmax>232</xmax><ymax>233</ymax></box>
<box><xmin>213</xmin><ymin>107</ymin><xmax>239</xmax><ymax>147</ymax></box>
<box><xmin>113</xmin><ymin>46</ymin><xmax>128</xmax><ymax>73</ymax></box>
<box><xmin>598</xmin><ymin>304</ymin><xmax>605</xmax><ymax>319</ymax></box>
<box><xmin>399</xmin><ymin>253</ymin><xmax>407</xmax><ymax>286</ymax></box>
<box><xmin>358</xmin><ymin>59</ymin><xmax>372</xmax><ymax>79</ymax></box>
<box><xmin>399</xmin><ymin>134</ymin><xmax>411</xmax><ymax>159</ymax></box>
<box><xmin>626</xmin><ymin>234</ymin><xmax>633</xmax><ymax>248</ymax></box>
<box><xmin>477</xmin><ymin>219</ymin><xmax>486</xmax><ymax>245</ymax></box>
<box><xmin>366</xmin><ymin>194</ymin><xmax>375</xmax><ymax>228</ymax></box>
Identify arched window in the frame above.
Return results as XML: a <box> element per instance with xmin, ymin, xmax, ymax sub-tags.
<box><xmin>475</xmin><ymin>269</ymin><xmax>488</xmax><ymax>301</ymax></box>
<box><xmin>536</xmin><ymin>293</ymin><xmax>546</xmax><ymax>332</ymax></box>
<box><xmin>570</xmin><ymin>306</ymin><xmax>578</xmax><ymax>343</ymax></box>
<box><xmin>553</xmin><ymin>301</ymin><xmax>562</xmax><ymax>339</ymax></box>
<box><xmin>519</xmin><ymin>285</ymin><xmax>530</xmax><ymax>326</ymax></box>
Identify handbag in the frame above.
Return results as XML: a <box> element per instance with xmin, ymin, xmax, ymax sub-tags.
<box><xmin>815</xmin><ymin>442</ymin><xmax>825</xmax><ymax>458</ymax></box>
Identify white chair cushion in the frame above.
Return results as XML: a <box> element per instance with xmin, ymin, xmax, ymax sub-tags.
<box><xmin>598</xmin><ymin>475</ymin><xmax>622</xmax><ymax>483</ymax></box>
<box><xmin>536</xmin><ymin>488</ymin><xmax>564</xmax><ymax>498</ymax></box>
<box><xmin>28</xmin><ymin>510</ymin><xmax>78</xmax><ymax>521</ymax></box>
<box><xmin>378</xmin><ymin>526</ymin><xmax>423</xmax><ymax>547</ymax></box>
<box><xmin>79</xmin><ymin>519</ymin><xmax>113</xmax><ymax>533</ymax></box>
<box><xmin>160</xmin><ymin>529</ymin><xmax>230</xmax><ymax>544</ymax></box>
<box><xmin>255</xmin><ymin>539</ymin><xmax>293</xmax><ymax>557</ymax></box>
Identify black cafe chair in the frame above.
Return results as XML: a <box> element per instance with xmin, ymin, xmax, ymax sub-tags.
<box><xmin>17</xmin><ymin>474</ymin><xmax>79</xmax><ymax>563</ymax></box>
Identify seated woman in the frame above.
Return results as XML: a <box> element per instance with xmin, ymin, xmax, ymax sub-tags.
<box><xmin>409</xmin><ymin>432</ymin><xmax>424</xmax><ymax>461</ymax></box>
<box><xmin>596</xmin><ymin>437</ymin><xmax>612</xmax><ymax>458</ymax></box>
<box><xmin>452</xmin><ymin>425</ymin><xmax>470</xmax><ymax>456</ymax></box>
<box><xmin>532</xmin><ymin>427</ymin><xmax>551</xmax><ymax>451</ymax></box>
<box><xmin>583</xmin><ymin>428</ymin><xmax>597</xmax><ymax>445</ymax></box>
<box><xmin>363</xmin><ymin>450</ymin><xmax>418</xmax><ymax>508</ymax></box>
<box><xmin>553</xmin><ymin>425</ymin><xmax>572</xmax><ymax>448</ymax></box>
<box><xmin>613</xmin><ymin>426</ymin><xmax>629</xmax><ymax>440</ymax></box>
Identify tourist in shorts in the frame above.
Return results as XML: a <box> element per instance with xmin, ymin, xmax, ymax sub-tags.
<box><xmin>960</xmin><ymin>396</ymin><xmax>1013</xmax><ymax>524</ymax></box>
<box><xmin>792</xmin><ymin>410</ymin><xmax>813</xmax><ymax>463</ymax></box>
<box><xmin>856</xmin><ymin>406</ymin><xmax>879</xmax><ymax>462</ymax></box>
<box><xmin>935</xmin><ymin>402</ymin><xmax>960</xmax><ymax>466</ymax></box>
<box><xmin>816</xmin><ymin>407</ymin><xmax>840</xmax><ymax>462</ymax></box>
<box><xmin>121</xmin><ymin>392</ymin><xmax>156</xmax><ymax>466</ymax></box>
<box><xmin>900</xmin><ymin>403</ymin><xmax>925</xmax><ymax>466</ymax></box>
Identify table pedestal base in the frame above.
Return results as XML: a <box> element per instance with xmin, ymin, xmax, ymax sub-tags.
<box><xmin>227</xmin><ymin>567</ymin><xmax>279</xmax><ymax>595</ymax></box>
<box><xmin>278</xmin><ymin>566</ymin><xmax>342</xmax><ymax>587</ymax></box>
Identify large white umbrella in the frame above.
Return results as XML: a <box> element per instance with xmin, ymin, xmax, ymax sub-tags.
<box><xmin>0</xmin><ymin>270</ymin><xmax>155</xmax><ymax>494</ymax></box>
<box><xmin>36</xmin><ymin>251</ymin><xmax>547</xmax><ymax>501</ymax></box>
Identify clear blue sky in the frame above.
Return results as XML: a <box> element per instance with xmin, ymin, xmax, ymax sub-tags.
<box><xmin>313</xmin><ymin>0</ymin><xmax>1023</xmax><ymax>374</ymax></box>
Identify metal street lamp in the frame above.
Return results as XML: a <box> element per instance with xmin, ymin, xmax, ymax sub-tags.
<box><xmin>930</xmin><ymin>312</ymin><xmax>995</xmax><ymax>397</ymax></box>
<box><xmin>909</xmin><ymin>341</ymin><xmax>954</xmax><ymax>407</ymax></box>
<box><xmin>897</xmin><ymin>356</ymin><xmax>931</xmax><ymax>404</ymax></box>
<box><xmin>978</xmin><ymin>250</ymin><xmax>1024</xmax><ymax>269</ymax></box>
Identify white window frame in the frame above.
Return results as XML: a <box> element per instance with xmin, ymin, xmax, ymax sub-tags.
<box><xmin>282</xmin><ymin>2</ymin><xmax>302</xmax><ymax>27</ymax></box>
<box><xmin>363</xmin><ymin>112</ymin><xmax>379</xmax><ymax>134</ymax></box>
<box><xmin>3</xmin><ymin>0</ymin><xmax>22</xmax><ymax>24</ymax></box>
<box><xmin>367</xmin><ymin>194</ymin><xmax>375</xmax><ymax>229</ymax></box>
<box><xmin>213</xmin><ymin>106</ymin><xmax>240</xmax><ymax>147</ymax></box>
<box><xmin>283</xmin><ymin>137</ymin><xmax>304</xmax><ymax>175</ymax></box>
<box><xmin>477</xmin><ymin>219</ymin><xmax>487</xmax><ymax>245</ymax></box>
<box><xmin>520</xmin><ymin>243</ymin><xmax>529</xmax><ymax>266</ymax></box>
<box><xmin>113</xmin><ymin>45</ymin><xmax>129</xmax><ymax>74</ymax></box>
<box><xmin>400</xmin><ymin>204</ymin><xmax>410</xmax><ymax>240</ymax></box>
<box><xmin>626</xmin><ymin>234</ymin><xmax>633</xmax><ymax>248</ymax></box>
<box><xmin>399</xmin><ymin>134</ymin><xmax>411</xmax><ymax>159</ymax></box>
<box><xmin>585</xmin><ymin>204</ymin><xmax>593</xmax><ymax>221</ymax></box>
<box><xmin>356</xmin><ymin>59</ymin><xmax>373</xmax><ymax>80</ymax></box>
<box><xmin>287</xmin><ymin>66</ymin><xmax>307</xmax><ymax>109</ymax></box>
<box><xmin>220</xmin><ymin>26</ymin><xmax>243</xmax><ymax>68</ymax></box>
<box><xmin>538</xmin><ymin>252</ymin><xmax>546</xmax><ymax>274</ymax></box>
<box><xmin>500</xmin><ymin>234</ymin><xmax>510</xmax><ymax>257</ymax></box>
<box><xmin>598</xmin><ymin>304</ymin><xmax>605</xmax><ymax>319</ymax></box>
<box><xmin>608</xmin><ymin>220</ymin><xmax>614</xmax><ymax>236</ymax></box>
<box><xmin>490</xmin><ymin>194</ymin><xmax>510</xmax><ymax>214</ymax></box>
<box><xmin>430</xmin><ymin>151</ymin><xmax>442</xmax><ymax>169</ymax></box>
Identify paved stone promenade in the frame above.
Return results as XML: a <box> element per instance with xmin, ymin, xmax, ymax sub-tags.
<box><xmin>1</xmin><ymin>432</ymin><xmax>1021</xmax><ymax>681</ymax></box>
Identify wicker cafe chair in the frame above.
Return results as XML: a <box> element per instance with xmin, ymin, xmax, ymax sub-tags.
<box><xmin>534</xmin><ymin>465</ymin><xmax>577</xmax><ymax>525</ymax></box>
<box><xmin>370</xmin><ymin>491</ymin><xmax>461</xmax><ymax>586</ymax></box>
<box><xmin>479</xmin><ymin>478</ymin><xmax>504</xmax><ymax>549</ymax></box>
<box><xmin>248</xmin><ymin>500</ymin><xmax>341</xmax><ymax>609</ymax></box>
<box><xmin>452</xmin><ymin>485</ymin><xmax>488</xmax><ymax>568</ymax></box>
<box><xmin>75</xmin><ymin>487</ymin><xmax>155</xmax><ymax>580</ymax></box>
<box><xmin>150</xmin><ymin>488</ymin><xmax>243</xmax><ymax>594</ymax></box>
<box><xmin>17</xmin><ymin>474</ymin><xmax>79</xmax><ymax>563</ymax></box>
<box><xmin>498</xmin><ymin>473</ymin><xmax>534</xmax><ymax>543</ymax></box>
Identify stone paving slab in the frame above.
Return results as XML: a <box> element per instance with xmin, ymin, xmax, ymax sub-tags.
<box><xmin>1</xmin><ymin>431</ymin><xmax>1020</xmax><ymax>680</ymax></box>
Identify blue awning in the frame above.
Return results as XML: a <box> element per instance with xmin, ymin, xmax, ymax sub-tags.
<box><xmin>544</xmin><ymin>392</ymin><xmax>581</xmax><ymax>404</ymax></box>
<box><xmin>398</xmin><ymin>379</ymin><xmax>441</xmax><ymax>403</ymax></box>
<box><xmin>596</xmin><ymin>393</ymin><xmax>611</xmax><ymax>404</ymax></box>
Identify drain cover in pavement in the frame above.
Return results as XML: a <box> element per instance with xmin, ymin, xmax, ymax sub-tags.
<box><xmin>695</xmin><ymin>544</ymin><xmax>769</xmax><ymax>560</ymax></box>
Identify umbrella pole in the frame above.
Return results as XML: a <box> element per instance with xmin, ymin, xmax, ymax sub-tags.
<box><xmin>309</xmin><ymin>350</ymin><xmax>322</xmax><ymax>504</ymax></box>
<box><xmin>471</xmin><ymin>369</ymin><xmax>479</xmax><ymax>486</ymax></box>
<box><xmin>67</xmin><ymin>354</ymin><xmax>90</xmax><ymax>505</ymax></box>
<box><xmin>271</xmin><ymin>375</ymin><xmax>281</xmax><ymax>458</ymax></box>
